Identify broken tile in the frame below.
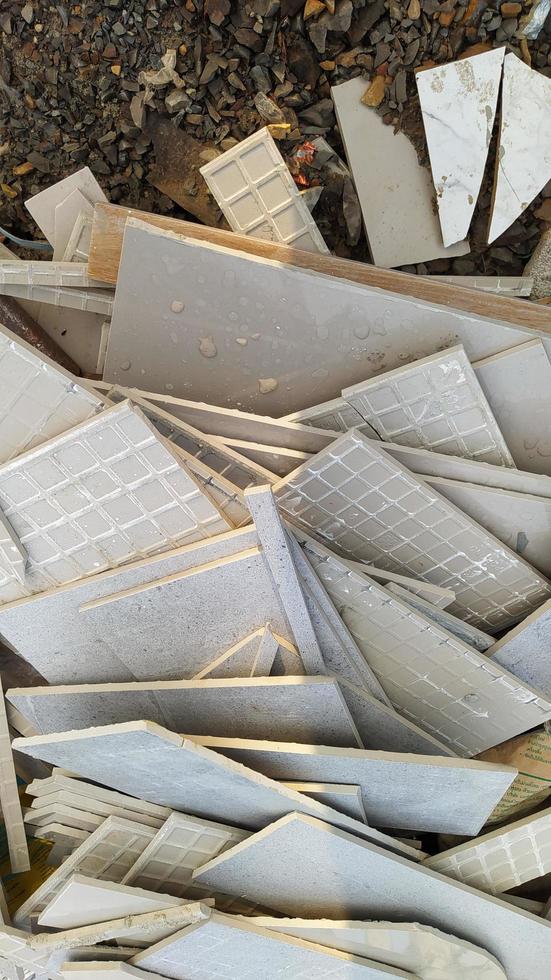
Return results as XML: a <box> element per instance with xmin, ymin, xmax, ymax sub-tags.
<box><xmin>331</xmin><ymin>77</ymin><xmax>470</xmax><ymax>267</ymax></box>
<box><xmin>416</xmin><ymin>49</ymin><xmax>505</xmax><ymax>246</ymax></box>
<box><xmin>53</xmin><ymin>190</ymin><xmax>94</xmax><ymax>262</ymax></box>
<box><xmin>25</xmin><ymin>167</ymin><xmax>107</xmax><ymax>246</ymax></box>
<box><xmin>38</xmin><ymin>875</ymin><xmax>186</xmax><ymax>930</ymax></box>
<box><xmin>488</xmin><ymin>53</ymin><xmax>551</xmax><ymax>243</ymax></box>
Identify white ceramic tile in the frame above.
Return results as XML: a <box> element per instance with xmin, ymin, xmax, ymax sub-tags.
<box><xmin>39</xmin><ymin>875</ymin><xmax>186</xmax><ymax>930</ymax></box>
<box><xmin>386</xmin><ymin>583</ymin><xmax>493</xmax><ymax>652</ymax></box>
<box><xmin>59</xmin><ymin>964</ymin><xmax>160</xmax><ymax>980</ymax></box>
<box><xmin>379</xmin><ymin>438</ymin><xmax>551</xmax><ymax>498</ymax></box>
<box><xmin>30</xmin><ymin>790</ymin><xmax>164</xmax><ymax>829</ymax></box>
<box><xmin>7</xmin><ymin>676</ymin><xmax>364</xmax><ymax>747</ymax></box>
<box><xmin>425</xmin><ymin>804</ymin><xmax>551</xmax><ymax>895</ymax></box>
<box><xmin>297</xmin><ymin>535</ymin><xmax>551</xmax><ymax>755</ymax></box>
<box><xmin>195</xmin><ymin>733</ymin><xmax>516</xmax><ymax>835</ymax></box>
<box><xmin>12</xmin><ymin>722</ymin><xmax>419</xmax><ymax>858</ymax></box>
<box><xmin>488</xmin><ymin>596</ymin><xmax>551</xmax><ymax>696</ymax></box>
<box><xmin>63</xmin><ymin>211</ymin><xmax>93</xmax><ymax>263</ymax></box>
<box><xmin>489</xmin><ymin>53</ymin><xmax>551</xmax><ymax>242</ymax></box>
<box><xmin>221</xmin><ymin>438</ymin><xmax>310</xmax><ymax>477</ymax></box>
<box><xmin>131</xmin><ymin>911</ymin><xmax>414</xmax><ymax>980</ymax></box>
<box><xmin>25</xmin><ymin>167</ymin><xmax>106</xmax><ymax>245</ymax></box>
<box><xmin>0</xmin><ymin>401</ymin><xmax>229</xmax><ymax>602</ymax></box>
<box><xmin>191</xmin><ymin>812</ymin><xmax>551</xmax><ymax>980</ymax></box>
<box><xmin>274</xmin><ymin>430</ymin><xmax>551</xmax><ymax>631</ymax></box>
<box><xmin>0</xmin><ymin>527</ymin><xmax>295</xmax><ymax>685</ymax></box>
<box><xmin>117</xmin><ymin>389</ymin><xmax>338</xmax><ymax>452</ymax></box>
<box><xmin>416</xmin><ymin>49</ymin><xmax>505</xmax><ymax>246</ymax></box>
<box><xmin>0</xmin><ymin>283</ymin><xmax>114</xmax><ymax>317</ymax></box>
<box><xmin>27</xmin><ymin>774</ymin><xmax>170</xmax><ymax>820</ymax></box>
<box><xmin>282</xmin><ymin>397</ymin><xmax>368</xmax><ymax>432</ymax></box>
<box><xmin>0</xmin><ymin>323</ymin><xmax>105</xmax><ymax>465</ymax></box>
<box><xmin>24</xmin><ymin>803</ymin><xmax>104</xmax><ymax>833</ymax></box>
<box><xmin>101</xmin><ymin>219</ymin><xmax>540</xmax><ymax>416</ymax></box>
<box><xmin>473</xmin><ymin>339</ymin><xmax>551</xmax><ymax>475</ymax></box>
<box><xmin>244</xmin><ymin>486</ymin><xmax>325</xmax><ymax>673</ymax></box>
<box><xmin>53</xmin><ymin>190</ymin><xmax>94</xmax><ymax>261</ymax></box>
<box><xmin>122</xmin><ymin>812</ymin><xmax>249</xmax><ymax>900</ymax></box>
<box><xmin>252</xmin><ymin>918</ymin><xmax>508</xmax><ymax>980</ymax></box>
<box><xmin>331</xmin><ymin>77</ymin><xmax>470</xmax><ymax>267</ymax></box>
<box><xmin>13</xmin><ymin>815</ymin><xmax>157</xmax><ymax>928</ymax></box>
<box><xmin>200</xmin><ymin>128</ymin><xmax>328</xmax><ymax>253</ymax></box>
<box><xmin>424</xmin><ymin>475</ymin><xmax>551</xmax><ymax>578</ymax></box>
<box><xmin>28</xmin><ymin>822</ymin><xmax>88</xmax><ymax>848</ymax></box>
<box><xmin>428</xmin><ymin>275</ymin><xmax>533</xmax><ymax>296</ymax></box>
<box><xmin>0</xmin><ymin>510</ymin><xmax>26</xmax><ymax>586</ymax></box>
<box><xmin>343</xmin><ymin>346</ymin><xmax>514</xmax><ymax>466</ymax></box>
<box><xmin>0</xmin><ymin>677</ymin><xmax>29</xmax><ymax>873</ymax></box>
<box><xmin>0</xmin><ymin>262</ymin><xmax>106</xmax><ymax>287</ymax></box>
<box><xmin>0</xmin><ymin>925</ymin><xmax>56</xmax><ymax>977</ymax></box>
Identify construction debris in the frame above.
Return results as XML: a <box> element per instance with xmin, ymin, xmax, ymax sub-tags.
<box><xmin>3</xmin><ymin>129</ymin><xmax>551</xmax><ymax>980</ymax></box>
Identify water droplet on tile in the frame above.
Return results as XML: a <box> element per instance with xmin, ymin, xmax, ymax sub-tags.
<box><xmin>235</xmin><ymin>337</ymin><xmax>248</xmax><ymax>346</ymax></box>
<box><xmin>251</xmin><ymin>333</ymin><xmax>261</xmax><ymax>340</ymax></box>
<box><xmin>353</xmin><ymin>325</ymin><xmax>370</xmax><ymax>340</ymax></box>
<box><xmin>258</xmin><ymin>377</ymin><xmax>278</xmax><ymax>394</ymax></box>
<box><xmin>199</xmin><ymin>337</ymin><xmax>217</xmax><ymax>358</ymax></box>
<box><xmin>120</xmin><ymin>361</ymin><xmax>131</xmax><ymax>371</ymax></box>
<box><xmin>165</xmin><ymin>384</ymin><xmax>174</xmax><ymax>391</ymax></box>
<box><xmin>171</xmin><ymin>300</ymin><xmax>184</xmax><ymax>313</ymax></box>
<box><xmin>229</xmin><ymin>312</ymin><xmax>238</xmax><ymax>321</ymax></box>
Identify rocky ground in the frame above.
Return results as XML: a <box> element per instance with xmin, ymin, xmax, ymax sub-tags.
<box><xmin>1</xmin><ymin>0</ymin><xmax>551</xmax><ymax>275</ymax></box>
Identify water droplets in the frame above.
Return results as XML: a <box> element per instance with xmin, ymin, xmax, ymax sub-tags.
<box><xmin>120</xmin><ymin>360</ymin><xmax>131</xmax><ymax>371</ymax></box>
<box><xmin>171</xmin><ymin>300</ymin><xmax>184</xmax><ymax>314</ymax></box>
<box><xmin>235</xmin><ymin>337</ymin><xmax>248</xmax><ymax>347</ymax></box>
<box><xmin>258</xmin><ymin>377</ymin><xmax>278</xmax><ymax>394</ymax></box>
<box><xmin>199</xmin><ymin>336</ymin><xmax>217</xmax><ymax>358</ymax></box>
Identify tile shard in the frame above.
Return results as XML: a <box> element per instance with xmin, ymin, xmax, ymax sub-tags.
<box><xmin>331</xmin><ymin>76</ymin><xmax>470</xmax><ymax>267</ymax></box>
<box><xmin>416</xmin><ymin>49</ymin><xmax>505</xmax><ymax>247</ymax></box>
<box><xmin>488</xmin><ymin>53</ymin><xmax>551</xmax><ymax>243</ymax></box>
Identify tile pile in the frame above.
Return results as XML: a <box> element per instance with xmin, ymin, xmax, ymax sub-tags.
<box><xmin>1</xmin><ymin>167</ymin><xmax>551</xmax><ymax>980</ymax></box>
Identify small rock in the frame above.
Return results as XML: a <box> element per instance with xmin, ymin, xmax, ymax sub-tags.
<box><xmin>394</xmin><ymin>70</ymin><xmax>407</xmax><ymax>104</ymax></box>
<box><xmin>130</xmin><ymin>93</ymin><xmax>146</xmax><ymax>128</ymax></box>
<box><xmin>254</xmin><ymin>91</ymin><xmax>285</xmax><ymax>122</ymax></box>
<box><xmin>111</xmin><ymin>65</ymin><xmax>122</xmax><ymax>76</ymax></box>
<box><xmin>287</xmin><ymin>35</ymin><xmax>321</xmax><ymax>86</ymax></box>
<box><xmin>407</xmin><ymin>0</ymin><xmax>421</xmax><ymax>18</ymax></box>
<box><xmin>320</xmin><ymin>59</ymin><xmax>335</xmax><ymax>70</ymax></box>
<box><xmin>535</xmin><ymin>199</ymin><xmax>551</xmax><ymax>222</ymax></box>
<box><xmin>204</xmin><ymin>0</ymin><xmax>230</xmax><ymax>25</ymax></box>
<box><xmin>13</xmin><ymin>161</ymin><xmax>34</xmax><ymax>176</ymax></box>
<box><xmin>299</xmin><ymin>97</ymin><xmax>334</xmax><ymax>127</ymax></box>
<box><xmin>235</xmin><ymin>28</ymin><xmax>264</xmax><ymax>51</ymax></box>
<box><xmin>501</xmin><ymin>1</ymin><xmax>522</xmax><ymax>14</ymax></box>
<box><xmin>26</xmin><ymin>150</ymin><xmax>50</xmax><ymax>172</ymax></box>
<box><xmin>1</xmin><ymin>184</ymin><xmax>17</xmax><ymax>199</ymax></box>
<box><xmin>361</xmin><ymin>74</ymin><xmax>386</xmax><ymax>107</ymax></box>
<box><xmin>0</xmin><ymin>13</ymin><xmax>12</xmax><ymax>32</ymax></box>
<box><xmin>305</xmin><ymin>0</ymin><xmax>326</xmax><ymax>17</ymax></box>
<box><xmin>21</xmin><ymin>2</ymin><xmax>34</xmax><ymax>24</ymax></box>
<box><xmin>308</xmin><ymin>21</ymin><xmax>328</xmax><ymax>52</ymax></box>
<box><xmin>250</xmin><ymin>65</ymin><xmax>272</xmax><ymax>92</ymax></box>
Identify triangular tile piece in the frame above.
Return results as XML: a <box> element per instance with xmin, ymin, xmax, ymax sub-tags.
<box><xmin>488</xmin><ymin>52</ymin><xmax>551</xmax><ymax>243</ymax></box>
<box><xmin>417</xmin><ymin>48</ymin><xmax>505</xmax><ymax>247</ymax></box>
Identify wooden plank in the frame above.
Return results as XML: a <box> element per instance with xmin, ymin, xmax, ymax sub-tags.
<box><xmin>88</xmin><ymin>203</ymin><xmax>551</xmax><ymax>335</ymax></box>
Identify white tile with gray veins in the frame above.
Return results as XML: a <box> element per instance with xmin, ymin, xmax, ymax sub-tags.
<box><xmin>130</xmin><ymin>911</ymin><xmax>416</xmax><ymax>980</ymax></box>
<box><xmin>297</xmin><ymin>536</ymin><xmax>551</xmax><ymax>756</ymax></box>
<box><xmin>12</xmin><ymin>722</ymin><xmax>420</xmax><ymax>859</ymax></box>
<box><xmin>274</xmin><ymin>431</ymin><xmax>551</xmax><ymax>632</ymax></box>
<box><xmin>6</xmin><ymin>676</ymin><xmax>364</xmax><ymax>748</ymax></box>
<box><xmin>425</xmin><ymin>804</ymin><xmax>551</xmax><ymax>895</ymax></box>
<box><xmin>194</xmin><ymin>734</ymin><xmax>516</xmax><ymax>835</ymax></box>
<box><xmin>473</xmin><ymin>339</ymin><xmax>551</xmax><ymax>476</ymax></box>
<box><xmin>251</xmin><ymin>918</ymin><xmax>508</xmax><ymax>980</ymax></box>
<box><xmin>416</xmin><ymin>49</ymin><xmax>505</xmax><ymax>247</ymax></box>
<box><xmin>342</xmin><ymin>346</ymin><xmax>514</xmax><ymax>466</ymax></box>
<box><xmin>273</xmin><ymin>430</ymin><xmax>551</xmax><ymax>632</ymax></box>
<box><xmin>0</xmin><ymin>401</ymin><xmax>230</xmax><ymax>603</ymax></box>
<box><xmin>191</xmin><ymin>812</ymin><xmax>551</xmax><ymax>980</ymax></box>
<box><xmin>488</xmin><ymin>53</ymin><xmax>551</xmax><ymax>243</ymax></box>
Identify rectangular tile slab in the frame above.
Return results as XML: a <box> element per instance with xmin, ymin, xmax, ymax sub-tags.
<box><xmin>488</xmin><ymin>597</ymin><xmax>551</xmax><ymax>696</ymax></box>
<box><xmin>130</xmin><ymin>911</ymin><xmax>415</xmax><ymax>980</ymax></box>
<box><xmin>27</xmin><ymin>773</ymin><xmax>171</xmax><ymax>820</ymax></box>
<box><xmin>12</xmin><ymin>722</ymin><xmax>420</xmax><ymax>858</ymax></box>
<box><xmin>342</xmin><ymin>345</ymin><xmax>514</xmax><ymax>466</ymax></box>
<box><xmin>199</xmin><ymin>128</ymin><xmax>328</xmax><ymax>253</ymax></box>
<box><xmin>425</xmin><ymin>804</ymin><xmax>551</xmax><ymax>895</ymax></box>
<box><xmin>0</xmin><ymin>401</ymin><xmax>230</xmax><ymax>603</ymax></box>
<box><xmin>0</xmin><ymin>527</ymin><xmax>293</xmax><ymax>684</ymax></box>
<box><xmin>193</xmin><ymin>734</ymin><xmax>516</xmax><ymax>835</ymax></box>
<box><xmin>294</xmin><ymin>533</ymin><xmax>551</xmax><ymax>755</ymax></box>
<box><xmin>7</xmin><ymin>676</ymin><xmax>364</xmax><ymax>747</ymax></box>
<box><xmin>274</xmin><ymin>430</ymin><xmax>551</xmax><ymax>631</ymax></box>
<box><xmin>192</xmin><ymin>812</ymin><xmax>551</xmax><ymax>980</ymax></box>
<box><xmin>38</xmin><ymin>874</ymin><xmax>188</xmax><ymax>929</ymax></box>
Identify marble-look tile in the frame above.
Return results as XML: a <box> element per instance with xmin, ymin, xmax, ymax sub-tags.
<box><xmin>417</xmin><ymin>49</ymin><xmax>505</xmax><ymax>247</ymax></box>
<box><xmin>488</xmin><ymin>53</ymin><xmax>551</xmax><ymax>242</ymax></box>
